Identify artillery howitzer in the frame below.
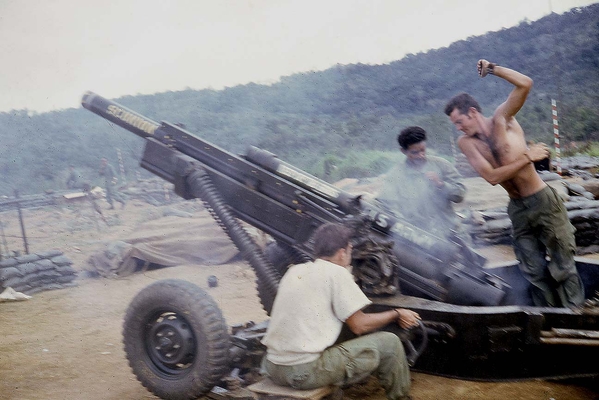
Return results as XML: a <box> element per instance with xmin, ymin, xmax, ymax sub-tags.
<box><xmin>82</xmin><ymin>92</ymin><xmax>599</xmax><ymax>400</ymax></box>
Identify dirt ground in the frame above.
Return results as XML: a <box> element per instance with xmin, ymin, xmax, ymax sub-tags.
<box><xmin>1</xmin><ymin>177</ymin><xmax>598</xmax><ymax>400</ymax></box>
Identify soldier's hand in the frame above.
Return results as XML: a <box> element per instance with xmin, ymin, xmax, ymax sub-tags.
<box><xmin>526</xmin><ymin>143</ymin><xmax>550</xmax><ymax>162</ymax></box>
<box><xmin>394</xmin><ymin>309</ymin><xmax>421</xmax><ymax>329</ymax></box>
<box><xmin>477</xmin><ymin>59</ymin><xmax>492</xmax><ymax>77</ymax></box>
<box><xmin>424</xmin><ymin>171</ymin><xmax>443</xmax><ymax>188</ymax></box>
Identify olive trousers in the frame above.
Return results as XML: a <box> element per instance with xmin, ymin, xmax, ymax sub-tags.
<box><xmin>264</xmin><ymin>331</ymin><xmax>411</xmax><ymax>400</ymax></box>
<box><xmin>508</xmin><ymin>185</ymin><xmax>584</xmax><ymax>308</ymax></box>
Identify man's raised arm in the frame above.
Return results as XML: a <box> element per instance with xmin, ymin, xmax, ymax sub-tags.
<box><xmin>478</xmin><ymin>59</ymin><xmax>533</xmax><ymax>119</ymax></box>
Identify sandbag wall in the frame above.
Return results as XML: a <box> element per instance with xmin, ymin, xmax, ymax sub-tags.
<box><xmin>120</xmin><ymin>178</ymin><xmax>178</xmax><ymax>206</ymax></box>
<box><xmin>0</xmin><ymin>193</ymin><xmax>58</xmax><ymax>213</ymax></box>
<box><xmin>467</xmin><ymin>198</ymin><xmax>599</xmax><ymax>252</ymax></box>
<box><xmin>0</xmin><ymin>250</ymin><xmax>77</xmax><ymax>295</ymax></box>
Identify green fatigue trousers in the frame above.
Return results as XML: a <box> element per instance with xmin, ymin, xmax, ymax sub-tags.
<box><xmin>264</xmin><ymin>331</ymin><xmax>411</xmax><ymax>400</ymax></box>
<box><xmin>105</xmin><ymin>183</ymin><xmax>126</xmax><ymax>207</ymax></box>
<box><xmin>508</xmin><ymin>185</ymin><xmax>584</xmax><ymax>308</ymax></box>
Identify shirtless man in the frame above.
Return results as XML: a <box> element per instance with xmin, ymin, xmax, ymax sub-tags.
<box><xmin>444</xmin><ymin>59</ymin><xmax>584</xmax><ymax>308</ymax></box>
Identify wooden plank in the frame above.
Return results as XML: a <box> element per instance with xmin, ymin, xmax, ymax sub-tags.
<box><xmin>247</xmin><ymin>378</ymin><xmax>333</xmax><ymax>400</ymax></box>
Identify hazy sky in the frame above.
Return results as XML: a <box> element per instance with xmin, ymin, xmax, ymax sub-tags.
<box><xmin>0</xmin><ymin>0</ymin><xmax>597</xmax><ymax>113</ymax></box>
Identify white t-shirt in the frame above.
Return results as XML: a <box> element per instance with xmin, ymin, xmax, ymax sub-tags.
<box><xmin>262</xmin><ymin>258</ymin><xmax>372</xmax><ymax>365</ymax></box>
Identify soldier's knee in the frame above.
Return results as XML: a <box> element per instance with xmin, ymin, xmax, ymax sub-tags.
<box><xmin>374</xmin><ymin>332</ymin><xmax>403</xmax><ymax>356</ymax></box>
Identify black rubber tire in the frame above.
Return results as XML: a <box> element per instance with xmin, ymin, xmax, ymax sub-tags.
<box><xmin>123</xmin><ymin>279</ymin><xmax>230</xmax><ymax>400</ymax></box>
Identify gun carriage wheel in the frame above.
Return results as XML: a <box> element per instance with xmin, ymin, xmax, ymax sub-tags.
<box><xmin>123</xmin><ymin>279</ymin><xmax>230</xmax><ymax>400</ymax></box>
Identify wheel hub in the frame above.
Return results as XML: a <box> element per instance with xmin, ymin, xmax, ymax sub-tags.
<box><xmin>147</xmin><ymin>312</ymin><xmax>196</xmax><ymax>369</ymax></box>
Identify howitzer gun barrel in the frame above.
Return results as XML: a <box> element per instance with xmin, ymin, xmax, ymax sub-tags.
<box><xmin>81</xmin><ymin>92</ymin><xmax>268</xmax><ymax>196</ymax></box>
<box><xmin>82</xmin><ymin>91</ymin><xmax>160</xmax><ymax>139</ymax></box>
<box><xmin>79</xmin><ymin>92</ymin><xmax>355</xmax><ymax>244</ymax></box>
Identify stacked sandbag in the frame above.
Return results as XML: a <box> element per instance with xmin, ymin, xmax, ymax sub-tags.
<box><xmin>580</xmin><ymin>179</ymin><xmax>599</xmax><ymax>199</ymax></box>
<box><xmin>466</xmin><ymin>197</ymin><xmax>599</xmax><ymax>251</ymax></box>
<box><xmin>567</xmin><ymin>199</ymin><xmax>599</xmax><ymax>249</ymax></box>
<box><xmin>0</xmin><ymin>193</ymin><xmax>58</xmax><ymax>212</ymax></box>
<box><xmin>558</xmin><ymin>155</ymin><xmax>599</xmax><ymax>177</ymax></box>
<box><xmin>562</xmin><ymin>181</ymin><xmax>599</xmax><ymax>251</ymax></box>
<box><xmin>564</xmin><ymin>181</ymin><xmax>597</xmax><ymax>200</ymax></box>
<box><xmin>0</xmin><ymin>250</ymin><xmax>77</xmax><ymax>295</ymax></box>
<box><xmin>465</xmin><ymin>207</ymin><xmax>512</xmax><ymax>246</ymax></box>
<box><xmin>120</xmin><ymin>178</ymin><xmax>178</xmax><ymax>206</ymax></box>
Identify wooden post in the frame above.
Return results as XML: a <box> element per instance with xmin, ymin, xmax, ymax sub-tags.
<box><xmin>14</xmin><ymin>190</ymin><xmax>29</xmax><ymax>254</ymax></box>
<box><xmin>551</xmin><ymin>99</ymin><xmax>561</xmax><ymax>176</ymax></box>
<box><xmin>164</xmin><ymin>183</ymin><xmax>170</xmax><ymax>202</ymax></box>
<box><xmin>0</xmin><ymin>218</ymin><xmax>9</xmax><ymax>259</ymax></box>
<box><xmin>116</xmin><ymin>147</ymin><xmax>127</xmax><ymax>184</ymax></box>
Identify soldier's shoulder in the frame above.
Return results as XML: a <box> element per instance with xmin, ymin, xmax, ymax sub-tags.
<box><xmin>428</xmin><ymin>155</ymin><xmax>452</xmax><ymax>165</ymax></box>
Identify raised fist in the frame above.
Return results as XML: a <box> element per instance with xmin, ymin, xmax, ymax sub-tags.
<box><xmin>477</xmin><ymin>59</ymin><xmax>492</xmax><ymax>77</ymax></box>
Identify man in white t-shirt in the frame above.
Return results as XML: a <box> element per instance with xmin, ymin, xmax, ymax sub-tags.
<box><xmin>262</xmin><ymin>223</ymin><xmax>420</xmax><ymax>400</ymax></box>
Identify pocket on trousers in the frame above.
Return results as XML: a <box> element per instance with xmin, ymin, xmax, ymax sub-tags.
<box><xmin>342</xmin><ymin>347</ymin><xmax>379</xmax><ymax>382</ymax></box>
<box><xmin>290</xmin><ymin>372</ymin><xmax>310</xmax><ymax>389</ymax></box>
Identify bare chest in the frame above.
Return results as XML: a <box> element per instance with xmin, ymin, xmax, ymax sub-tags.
<box><xmin>478</xmin><ymin>120</ymin><xmax>527</xmax><ymax>165</ymax></box>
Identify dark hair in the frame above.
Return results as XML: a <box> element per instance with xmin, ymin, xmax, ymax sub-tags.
<box><xmin>397</xmin><ymin>126</ymin><xmax>426</xmax><ymax>150</ymax></box>
<box><xmin>444</xmin><ymin>92</ymin><xmax>482</xmax><ymax>116</ymax></box>
<box><xmin>312</xmin><ymin>223</ymin><xmax>352</xmax><ymax>258</ymax></box>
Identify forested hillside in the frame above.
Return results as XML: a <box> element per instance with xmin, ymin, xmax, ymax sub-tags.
<box><xmin>1</xmin><ymin>5</ymin><xmax>598</xmax><ymax>195</ymax></box>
